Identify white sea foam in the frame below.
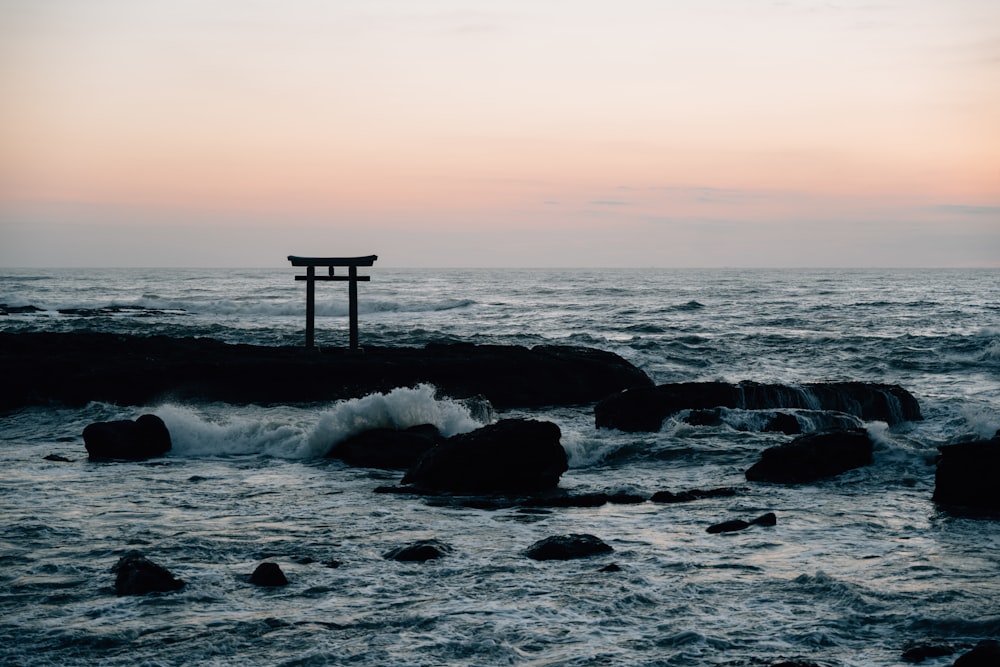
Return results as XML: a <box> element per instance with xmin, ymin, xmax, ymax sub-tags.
<box><xmin>156</xmin><ymin>384</ymin><xmax>486</xmax><ymax>459</ymax></box>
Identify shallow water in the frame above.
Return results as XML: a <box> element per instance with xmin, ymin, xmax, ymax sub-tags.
<box><xmin>2</xmin><ymin>268</ymin><xmax>999</xmax><ymax>666</ymax></box>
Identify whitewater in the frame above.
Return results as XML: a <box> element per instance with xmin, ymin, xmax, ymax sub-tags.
<box><xmin>1</xmin><ymin>267</ymin><xmax>999</xmax><ymax>666</ymax></box>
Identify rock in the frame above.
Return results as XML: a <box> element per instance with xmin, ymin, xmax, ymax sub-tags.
<box><xmin>765</xmin><ymin>412</ymin><xmax>802</xmax><ymax>435</ymax></box>
<box><xmin>249</xmin><ymin>562</ymin><xmax>288</xmax><ymax>587</ymax></box>
<box><xmin>326</xmin><ymin>424</ymin><xmax>444</xmax><ymax>469</ymax></box>
<box><xmin>650</xmin><ymin>487</ymin><xmax>740</xmax><ymax>503</ymax></box>
<box><xmin>401</xmin><ymin>419</ymin><xmax>567</xmax><ymax>493</ymax></box>
<box><xmin>524</xmin><ymin>493</ymin><xmax>610</xmax><ymax>508</ymax></box>
<box><xmin>0</xmin><ymin>332</ymin><xmax>653</xmax><ymax>411</ymax></box>
<box><xmin>745</xmin><ymin>429</ymin><xmax>874</xmax><ymax>483</ymax></box>
<box><xmin>84</xmin><ymin>414</ymin><xmax>171</xmax><ymax>460</ymax></box>
<box><xmin>383</xmin><ymin>539</ymin><xmax>451</xmax><ymax>562</ymax></box>
<box><xmin>595</xmin><ymin>381</ymin><xmax>921</xmax><ymax>432</ymax></box>
<box><xmin>112</xmin><ymin>551</ymin><xmax>184</xmax><ymax>595</ymax></box>
<box><xmin>902</xmin><ymin>643</ymin><xmax>953</xmax><ymax>663</ymax></box>
<box><xmin>933</xmin><ymin>437</ymin><xmax>1000</xmax><ymax>512</ymax></box>
<box><xmin>685</xmin><ymin>408</ymin><xmax>724</xmax><ymax>427</ymax></box>
<box><xmin>526</xmin><ymin>534</ymin><xmax>614</xmax><ymax>561</ymax></box>
<box><xmin>953</xmin><ymin>640</ymin><xmax>1000</xmax><ymax>666</ymax></box>
<box><xmin>752</xmin><ymin>512</ymin><xmax>777</xmax><ymax>526</ymax></box>
<box><xmin>43</xmin><ymin>454</ymin><xmax>73</xmax><ymax>462</ymax></box>
<box><xmin>707</xmin><ymin>519</ymin><xmax>750</xmax><ymax>534</ymax></box>
<box><xmin>598</xmin><ymin>563</ymin><xmax>622</xmax><ymax>573</ymax></box>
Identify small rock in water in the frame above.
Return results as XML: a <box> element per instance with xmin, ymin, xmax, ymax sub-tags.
<box><xmin>526</xmin><ymin>534</ymin><xmax>613</xmax><ymax>561</ymax></box>
<box><xmin>250</xmin><ymin>562</ymin><xmax>289</xmax><ymax>587</ymax></box>
<box><xmin>43</xmin><ymin>454</ymin><xmax>72</xmax><ymax>462</ymax></box>
<box><xmin>707</xmin><ymin>513</ymin><xmax>776</xmax><ymax>534</ymax></box>
<box><xmin>383</xmin><ymin>539</ymin><xmax>451</xmax><ymax>562</ymax></box>
<box><xmin>598</xmin><ymin>562</ymin><xmax>622</xmax><ymax>573</ymax></box>
<box><xmin>112</xmin><ymin>551</ymin><xmax>185</xmax><ymax>595</ymax></box>
<box><xmin>901</xmin><ymin>643</ymin><xmax>953</xmax><ymax>663</ymax></box>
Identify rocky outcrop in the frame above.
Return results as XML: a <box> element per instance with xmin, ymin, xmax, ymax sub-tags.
<box><xmin>0</xmin><ymin>333</ymin><xmax>653</xmax><ymax>412</ymax></box>
<box><xmin>526</xmin><ymin>534</ymin><xmax>614</xmax><ymax>561</ymax></box>
<box><xmin>745</xmin><ymin>429</ymin><xmax>874</xmax><ymax>483</ymax></box>
<box><xmin>933</xmin><ymin>436</ymin><xmax>1000</xmax><ymax>512</ymax></box>
<box><xmin>953</xmin><ymin>640</ymin><xmax>1000</xmax><ymax>666</ymax></box>
<box><xmin>249</xmin><ymin>562</ymin><xmax>289</xmax><ymax>586</ymax></box>
<box><xmin>401</xmin><ymin>419</ymin><xmax>567</xmax><ymax>494</ymax></box>
<box><xmin>326</xmin><ymin>424</ymin><xmax>444</xmax><ymax>469</ymax></box>
<box><xmin>84</xmin><ymin>414</ymin><xmax>171</xmax><ymax>460</ymax></box>
<box><xmin>595</xmin><ymin>381</ymin><xmax>922</xmax><ymax>432</ymax></box>
<box><xmin>112</xmin><ymin>551</ymin><xmax>184</xmax><ymax>595</ymax></box>
<box><xmin>383</xmin><ymin>539</ymin><xmax>451</xmax><ymax>562</ymax></box>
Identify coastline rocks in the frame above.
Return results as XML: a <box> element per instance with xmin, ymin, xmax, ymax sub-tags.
<box><xmin>595</xmin><ymin>381</ymin><xmax>922</xmax><ymax>432</ymax></box>
<box><xmin>526</xmin><ymin>534</ymin><xmax>613</xmax><ymax>561</ymax></box>
<box><xmin>651</xmin><ymin>487</ymin><xmax>740</xmax><ymax>503</ymax></box>
<box><xmin>0</xmin><ymin>333</ymin><xmax>653</xmax><ymax>411</ymax></box>
<box><xmin>933</xmin><ymin>436</ymin><xmax>1000</xmax><ymax>512</ymax></box>
<box><xmin>249</xmin><ymin>562</ymin><xmax>289</xmax><ymax>587</ymax></box>
<box><xmin>84</xmin><ymin>414</ymin><xmax>171</xmax><ymax>460</ymax></box>
<box><xmin>401</xmin><ymin>419</ymin><xmax>567</xmax><ymax>494</ymax></box>
<box><xmin>383</xmin><ymin>539</ymin><xmax>452</xmax><ymax>562</ymax></box>
<box><xmin>745</xmin><ymin>429</ymin><xmax>874</xmax><ymax>483</ymax></box>
<box><xmin>112</xmin><ymin>551</ymin><xmax>185</xmax><ymax>595</ymax></box>
<box><xmin>326</xmin><ymin>424</ymin><xmax>444</xmax><ymax>469</ymax></box>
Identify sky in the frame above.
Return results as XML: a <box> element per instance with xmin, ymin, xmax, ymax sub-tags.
<box><xmin>1</xmin><ymin>0</ymin><xmax>998</xmax><ymax>268</ymax></box>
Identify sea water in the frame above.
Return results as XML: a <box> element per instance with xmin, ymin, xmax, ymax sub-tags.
<box><xmin>1</xmin><ymin>267</ymin><xmax>999</xmax><ymax>666</ymax></box>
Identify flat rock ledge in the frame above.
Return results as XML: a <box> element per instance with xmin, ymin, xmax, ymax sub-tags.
<box><xmin>0</xmin><ymin>332</ymin><xmax>653</xmax><ymax>412</ymax></box>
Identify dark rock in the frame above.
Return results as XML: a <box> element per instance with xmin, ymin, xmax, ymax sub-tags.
<box><xmin>0</xmin><ymin>304</ymin><xmax>45</xmax><ymax>315</ymax></box>
<box><xmin>685</xmin><ymin>408</ymin><xmax>724</xmax><ymax>427</ymax></box>
<box><xmin>323</xmin><ymin>560</ymin><xmax>342</xmax><ymax>569</ymax></box>
<box><xmin>249</xmin><ymin>562</ymin><xmax>288</xmax><ymax>587</ymax></box>
<box><xmin>606</xmin><ymin>492</ymin><xmax>647</xmax><ymax>504</ymax></box>
<box><xmin>707</xmin><ymin>519</ymin><xmax>750</xmax><ymax>534</ymax></box>
<box><xmin>524</xmin><ymin>493</ymin><xmax>609</xmax><ymax>508</ymax></box>
<box><xmin>84</xmin><ymin>413</ymin><xmax>171</xmax><ymax>460</ymax></box>
<box><xmin>902</xmin><ymin>643</ymin><xmax>954</xmax><ymax>663</ymax></box>
<box><xmin>44</xmin><ymin>454</ymin><xmax>73</xmax><ymax>462</ymax></box>
<box><xmin>0</xmin><ymin>333</ymin><xmax>652</xmax><ymax>412</ymax></box>
<box><xmin>326</xmin><ymin>424</ymin><xmax>444</xmax><ymax>469</ymax></box>
<box><xmin>751</xmin><ymin>512</ymin><xmax>777</xmax><ymax>526</ymax></box>
<box><xmin>598</xmin><ymin>563</ymin><xmax>622</xmax><ymax>573</ymax></box>
<box><xmin>933</xmin><ymin>437</ymin><xmax>1000</xmax><ymax>511</ymax></box>
<box><xmin>745</xmin><ymin>429</ymin><xmax>874</xmax><ymax>483</ymax></box>
<box><xmin>383</xmin><ymin>539</ymin><xmax>451</xmax><ymax>562</ymax></box>
<box><xmin>595</xmin><ymin>381</ymin><xmax>921</xmax><ymax>432</ymax></box>
<box><xmin>765</xmin><ymin>412</ymin><xmax>802</xmax><ymax>435</ymax></box>
<box><xmin>112</xmin><ymin>551</ymin><xmax>184</xmax><ymax>595</ymax></box>
<box><xmin>402</xmin><ymin>419</ymin><xmax>567</xmax><ymax>493</ymax></box>
<box><xmin>526</xmin><ymin>534</ymin><xmax>613</xmax><ymax>561</ymax></box>
<box><xmin>650</xmin><ymin>487</ymin><xmax>740</xmax><ymax>503</ymax></box>
<box><xmin>953</xmin><ymin>640</ymin><xmax>1000</xmax><ymax>666</ymax></box>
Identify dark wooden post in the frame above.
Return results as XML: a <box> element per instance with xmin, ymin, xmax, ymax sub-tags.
<box><xmin>288</xmin><ymin>255</ymin><xmax>377</xmax><ymax>349</ymax></box>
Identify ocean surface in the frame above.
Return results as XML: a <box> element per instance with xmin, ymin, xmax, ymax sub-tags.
<box><xmin>1</xmin><ymin>267</ymin><xmax>999</xmax><ymax>667</ymax></box>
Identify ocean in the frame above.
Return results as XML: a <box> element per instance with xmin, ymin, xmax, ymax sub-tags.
<box><xmin>1</xmin><ymin>267</ymin><xmax>998</xmax><ymax>667</ymax></box>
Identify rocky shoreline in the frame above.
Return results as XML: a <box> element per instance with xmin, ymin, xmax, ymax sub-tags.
<box><xmin>0</xmin><ymin>332</ymin><xmax>653</xmax><ymax>412</ymax></box>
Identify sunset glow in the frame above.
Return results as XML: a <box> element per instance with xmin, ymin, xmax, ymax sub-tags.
<box><xmin>2</xmin><ymin>0</ymin><xmax>998</xmax><ymax>267</ymax></box>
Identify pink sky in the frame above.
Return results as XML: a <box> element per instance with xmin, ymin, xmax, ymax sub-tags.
<box><xmin>2</xmin><ymin>1</ymin><xmax>998</xmax><ymax>267</ymax></box>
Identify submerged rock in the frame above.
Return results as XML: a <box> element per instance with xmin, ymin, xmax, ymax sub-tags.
<box><xmin>249</xmin><ymin>562</ymin><xmax>289</xmax><ymax>587</ymax></box>
<box><xmin>933</xmin><ymin>437</ymin><xmax>1000</xmax><ymax>512</ymax></box>
<box><xmin>745</xmin><ymin>429</ymin><xmax>874</xmax><ymax>483</ymax></box>
<box><xmin>326</xmin><ymin>424</ymin><xmax>444</xmax><ymax>469</ymax></box>
<box><xmin>402</xmin><ymin>419</ymin><xmax>567</xmax><ymax>493</ymax></box>
<box><xmin>595</xmin><ymin>381</ymin><xmax>922</xmax><ymax>432</ymax></box>
<box><xmin>650</xmin><ymin>487</ymin><xmax>740</xmax><ymax>503</ymax></box>
<box><xmin>112</xmin><ymin>551</ymin><xmax>184</xmax><ymax>595</ymax></box>
<box><xmin>526</xmin><ymin>534</ymin><xmax>613</xmax><ymax>561</ymax></box>
<box><xmin>706</xmin><ymin>512</ymin><xmax>776</xmax><ymax>534</ymax></box>
<box><xmin>383</xmin><ymin>539</ymin><xmax>451</xmax><ymax>562</ymax></box>
<box><xmin>84</xmin><ymin>414</ymin><xmax>171</xmax><ymax>460</ymax></box>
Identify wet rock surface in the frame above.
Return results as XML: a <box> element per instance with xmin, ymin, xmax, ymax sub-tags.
<box><xmin>112</xmin><ymin>551</ymin><xmax>185</xmax><ymax>596</ymax></box>
<box><xmin>745</xmin><ymin>429</ymin><xmax>874</xmax><ymax>484</ymax></box>
<box><xmin>933</xmin><ymin>435</ymin><xmax>1000</xmax><ymax>512</ymax></box>
<box><xmin>84</xmin><ymin>414</ymin><xmax>172</xmax><ymax>460</ymax></box>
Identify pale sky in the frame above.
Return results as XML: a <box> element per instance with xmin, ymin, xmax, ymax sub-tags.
<box><xmin>1</xmin><ymin>0</ymin><xmax>998</xmax><ymax>267</ymax></box>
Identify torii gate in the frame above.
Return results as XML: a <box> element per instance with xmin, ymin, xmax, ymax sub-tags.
<box><xmin>288</xmin><ymin>255</ymin><xmax>377</xmax><ymax>349</ymax></box>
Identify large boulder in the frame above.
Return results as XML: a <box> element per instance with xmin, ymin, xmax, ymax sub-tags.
<box><xmin>745</xmin><ymin>429</ymin><xmax>874</xmax><ymax>483</ymax></box>
<box><xmin>595</xmin><ymin>381</ymin><xmax>921</xmax><ymax>432</ymax></box>
<box><xmin>325</xmin><ymin>424</ymin><xmax>444</xmax><ymax>469</ymax></box>
<box><xmin>401</xmin><ymin>419</ymin><xmax>567</xmax><ymax>493</ymax></box>
<box><xmin>84</xmin><ymin>414</ymin><xmax>171</xmax><ymax>460</ymax></box>
<box><xmin>112</xmin><ymin>551</ymin><xmax>184</xmax><ymax>595</ymax></box>
<box><xmin>953</xmin><ymin>640</ymin><xmax>1000</xmax><ymax>666</ymax></box>
<box><xmin>933</xmin><ymin>436</ymin><xmax>1000</xmax><ymax>512</ymax></box>
<box><xmin>249</xmin><ymin>562</ymin><xmax>288</xmax><ymax>587</ymax></box>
